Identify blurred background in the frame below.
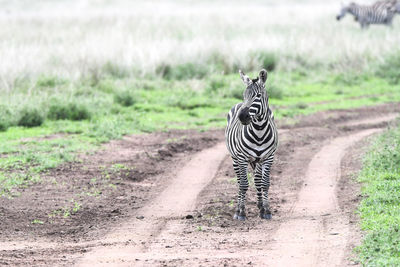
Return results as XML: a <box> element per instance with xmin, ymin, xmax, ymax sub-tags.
<box><xmin>1</xmin><ymin>0</ymin><xmax>399</xmax><ymax>83</ymax></box>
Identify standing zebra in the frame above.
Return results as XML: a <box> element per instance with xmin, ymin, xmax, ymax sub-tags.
<box><xmin>225</xmin><ymin>69</ymin><xmax>278</xmax><ymax>220</ymax></box>
<box><xmin>336</xmin><ymin>1</ymin><xmax>398</xmax><ymax>28</ymax></box>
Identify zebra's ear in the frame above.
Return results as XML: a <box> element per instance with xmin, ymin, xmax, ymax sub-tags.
<box><xmin>258</xmin><ymin>69</ymin><xmax>268</xmax><ymax>85</ymax></box>
<box><xmin>239</xmin><ymin>70</ymin><xmax>252</xmax><ymax>86</ymax></box>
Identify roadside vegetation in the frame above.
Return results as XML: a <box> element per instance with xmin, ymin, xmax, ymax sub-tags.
<box><xmin>357</xmin><ymin>124</ymin><xmax>400</xmax><ymax>266</ymax></box>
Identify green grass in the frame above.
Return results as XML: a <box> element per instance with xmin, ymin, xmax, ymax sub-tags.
<box><xmin>357</xmin><ymin>123</ymin><xmax>400</xmax><ymax>266</ymax></box>
<box><xmin>1</xmin><ymin>69</ymin><xmax>400</xmax><ymax>196</ymax></box>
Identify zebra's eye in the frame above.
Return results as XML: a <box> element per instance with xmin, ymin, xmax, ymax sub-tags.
<box><xmin>256</xmin><ymin>93</ymin><xmax>261</xmax><ymax>97</ymax></box>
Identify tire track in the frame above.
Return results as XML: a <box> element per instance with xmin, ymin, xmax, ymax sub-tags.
<box><xmin>262</xmin><ymin>128</ymin><xmax>382</xmax><ymax>267</ymax></box>
<box><xmin>78</xmin><ymin>142</ymin><xmax>228</xmax><ymax>266</ymax></box>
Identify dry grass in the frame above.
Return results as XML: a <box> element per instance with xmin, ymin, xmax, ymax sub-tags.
<box><xmin>0</xmin><ymin>0</ymin><xmax>399</xmax><ymax>89</ymax></box>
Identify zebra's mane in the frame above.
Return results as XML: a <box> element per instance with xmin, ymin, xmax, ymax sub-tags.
<box><xmin>252</xmin><ymin>77</ymin><xmax>259</xmax><ymax>83</ymax></box>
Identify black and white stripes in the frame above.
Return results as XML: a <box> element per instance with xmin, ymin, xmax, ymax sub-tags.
<box><xmin>337</xmin><ymin>1</ymin><xmax>400</xmax><ymax>28</ymax></box>
<box><xmin>225</xmin><ymin>69</ymin><xmax>278</xmax><ymax>220</ymax></box>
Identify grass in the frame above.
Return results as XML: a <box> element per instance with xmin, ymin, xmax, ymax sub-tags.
<box><xmin>357</xmin><ymin>123</ymin><xmax>400</xmax><ymax>266</ymax></box>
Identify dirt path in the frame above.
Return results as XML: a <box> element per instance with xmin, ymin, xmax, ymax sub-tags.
<box><xmin>79</xmin><ymin>116</ymin><xmax>391</xmax><ymax>266</ymax></box>
<box><xmin>0</xmin><ymin>104</ymin><xmax>399</xmax><ymax>266</ymax></box>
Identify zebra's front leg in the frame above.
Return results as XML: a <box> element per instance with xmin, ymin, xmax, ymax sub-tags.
<box><xmin>260</xmin><ymin>154</ymin><xmax>275</xmax><ymax>220</ymax></box>
<box><xmin>232</xmin><ymin>159</ymin><xmax>249</xmax><ymax>221</ymax></box>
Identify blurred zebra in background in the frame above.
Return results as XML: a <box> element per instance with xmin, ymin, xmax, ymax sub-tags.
<box><xmin>225</xmin><ymin>69</ymin><xmax>278</xmax><ymax>221</ymax></box>
<box><xmin>336</xmin><ymin>1</ymin><xmax>400</xmax><ymax>28</ymax></box>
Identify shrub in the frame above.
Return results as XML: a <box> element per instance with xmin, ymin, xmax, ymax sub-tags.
<box><xmin>0</xmin><ymin>106</ymin><xmax>14</xmax><ymax>131</ymax></box>
<box><xmin>48</xmin><ymin>103</ymin><xmax>91</xmax><ymax>121</ymax></box>
<box><xmin>0</xmin><ymin>121</ymin><xmax>8</xmax><ymax>132</ymax></box>
<box><xmin>256</xmin><ymin>52</ymin><xmax>278</xmax><ymax>72</ymax></box>
<box><xmin>155</xmin><ymin>63</ymin><xmax>173</xmax><ymax>79</ymax></box>
<box><xmin>157</xmin><ymin>62</ymin><xmax>208</xmax><ymax>80</ymax></box>
<box><xmin>18</xmin><ymin>108</ymin><xmax>44</xmax><ymax>127</ymax></box>
<box><xmin>68</xmin><ymin>103</ymin><xmax>91</xmax><ymax>120</ymax></box>
<box><xmin>114</xmin><ymin>90</ymin><xmax>137</xmax><ymax>107</ymax></box>
<box><xmin>376</xmin><ymin>52</ymin><xmax>400</xmax><ymax>84</ymax></box>
<box><xmin>102</xmin><ymin>62</ymin><xmax>129</xmax><ymax>79</ymax></box>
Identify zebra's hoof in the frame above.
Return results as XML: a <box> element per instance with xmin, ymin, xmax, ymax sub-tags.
<box><xmin>260</xmin><ymin>213</ymin><xmax>272</xmax><ymax>220</ymax></box>
<box><xmin>233</xmin><ymin>213</ymin><xmax>246</xmax><ymax>221</ymax></box>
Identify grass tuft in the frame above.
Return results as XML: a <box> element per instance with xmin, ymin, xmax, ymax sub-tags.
<box><xmin>114</xmin><ymin>90</ymin><xmax>137</xmax><ymax>107</ymax></box>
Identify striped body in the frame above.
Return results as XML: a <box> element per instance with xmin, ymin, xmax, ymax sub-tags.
<box><xmin>226</xmin><ymin>103</ymin><xmax>278</xmax><ymax>163</ymax></box>
<box><xmin>225</xmin><ymin>69</ymin><xmax>278</xmax><ymax>220</ymax></box>
<box><xmin>337</xmin><ymin>1</ymin><xmax>399</xmax><ymax>28</ymax></box>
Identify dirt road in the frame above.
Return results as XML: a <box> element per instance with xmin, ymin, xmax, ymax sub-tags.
<box><xmin>0</xmin><ymin>104</ymin><xmax>399</xmax><ymax>266</ymax></box>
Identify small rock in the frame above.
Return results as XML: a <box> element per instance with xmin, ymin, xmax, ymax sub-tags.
<box><xmin>136</xmin><ymin>215</ymin><xmax>144</xmax><ymax>220</ymax></box>
<box><xmin>111</xmin><ymin>209</ymin><xmax>120</xmax><ymax>214</ymax></box>
<box><xmin>185</xmin><ymin>214</ymin><xmax>194</xmax><ymax>219</ymax></box>
<box><xmin>330</xmin><ymin>232</ymin><xmax>339</xmax><ymax>235</ymax></box>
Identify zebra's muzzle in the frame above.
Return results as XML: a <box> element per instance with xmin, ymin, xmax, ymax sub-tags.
<box><xmin>238</xmin><ymin>107</ymin><xmax>251</xmax><ymax>125</ymax></box>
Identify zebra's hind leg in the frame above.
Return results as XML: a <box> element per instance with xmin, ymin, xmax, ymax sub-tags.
<box><xmin>232</xmin><ymin>158</ymin><xmax>248</xmax><ymax>221</ymax></box>
<box><xmin>260</xmin><ymin>154</ymin><xmax>275</xmax><ymax>220</ymax></box>
<box><xmin>254</xmin><ymin>163</ymin><xmax>264</xmax><ymax>214</ymax></box>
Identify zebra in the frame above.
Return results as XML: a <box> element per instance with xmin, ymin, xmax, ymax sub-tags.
<box><xmin>225</xmin><ymin>69</ymin><xmax>278</xmax><ymax>220</ymax></box>
<box><xmin>336</xmin><ymin>1</ymin><xmax>398</xmax><ymax>28</ymax></box>
<box><xmin>373</xmin><ymin>0</ymin><xmax>400</xmax><ymax>13</ymax></box>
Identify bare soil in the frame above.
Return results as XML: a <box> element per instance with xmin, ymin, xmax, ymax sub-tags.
<box><xmin>0</xmin><ymin>103</ymin><xmax>399</xmax><ymax>266</ymax></box>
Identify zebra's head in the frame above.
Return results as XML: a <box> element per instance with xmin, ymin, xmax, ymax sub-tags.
<box><xmin>336</xmin><ymin>3</ymin><xmax>356</xmax><ymax>21</ymax></box>
<box><xmin>237</xmin><ymin>69</ymin><xmax>268</xmax><ymax>126</ymax></box>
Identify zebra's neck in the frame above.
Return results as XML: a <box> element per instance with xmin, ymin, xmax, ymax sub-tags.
<box><xmin>255</xmin><ymin>97</ymin><xmax>269</xmax><ymax>120</ymax></box>
<box><xmin>348</xmin><ymin>5</ymin><xmax>360</xmax><ymax>17</ymax></box>
<box><xmin>250</xmin><ymin>97</ymin><xmax>272</xmax><ymax>128</ymax></box>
